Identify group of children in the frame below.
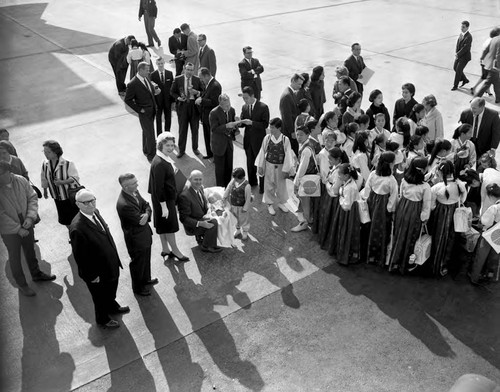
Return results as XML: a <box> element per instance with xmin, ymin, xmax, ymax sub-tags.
<box><xmin>219</xmin><ymin>91</ymin><xmax>500</xmax><ymax>285</ymax></box>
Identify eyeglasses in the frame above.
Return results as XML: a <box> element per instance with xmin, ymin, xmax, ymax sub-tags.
<box><xmin>78</xmin><ymin>198</ymin><xmax>96</xmax><ymax>206</ymax></box>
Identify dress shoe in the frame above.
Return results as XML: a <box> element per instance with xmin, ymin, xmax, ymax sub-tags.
<box><xmin>200</xmin><ymin>245</ymin><xmax>223</xmax><ymax>253</ymax></box>
<box><xmin>32</xmin><ymin>271</ymin><xmax>56</xmax><ymax>282</ymax></box>
<box><xmin>177</xmin><ymin>152</ymin><xmax>185</xmax><ymax>158</ymax></box>
<box><xmin>146</xmin><ymin>278</ymin><xmax>159</xmax><ymax>285</ymax></box>
<box><xmin>134</xmin><ymin>288</ymin><xmax>151</xmax><ymax>296</ymax></box>
<box><xmin>98</xmin><ymin>320</ymin><xmax>120</xmax><ymax>329</ymax></box>
<box><xmin>203</xmin><ymin>155</ymin><xmax>213</xmax><ymax>159</ymax></box>
<box><xmin>291</xmin><ymin>221</ymin><xmax>309</xmax><ymax>232</ymax></box>
<box><xmin>111</xmin><ymin>306</ymin><xmax>130</xmax><ymax>314</ymax></box>
<box><xmin>267</xmin><ymin>205</ymin><xmax>276</xmax><ymax>216</ymax></box>
<box><xmin>278</xmin><ymin>203</ymin><xmax>289</xmax><ymax>213</ymax></box>
<box><xmin>451</xmin><ymin>86</ymin><xmax>458</xmax><ymax>91</ymax></box>
<box><xmin>460</xmin><ymin>79</ymin><xmax>469</xmax><ymax>87</ymax></box>
<box><xmin>19</xmin><ymin>286</ymin><xmax>36</xmax><ymax>297</ymax></box>
<box><xmin>171</xmin><ymin>253</ymin><xmax>190</xmax><ymax>262</ymax></box>
<box><xmin>161</xmin><ymin>251</ymin><xmax>173</xmax><ymax>261</ymax></box>
<box><xmin>234</xmin><ymin>229</ymin><xmax>242</xmax><ymax>238</ymax></box>
<box><xmin>193</xmin><ymin>149</ymin><xmax>201</xmax><ymax>155</ymax></box>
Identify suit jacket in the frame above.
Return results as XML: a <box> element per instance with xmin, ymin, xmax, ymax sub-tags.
<box><xmin>178</xmin><ymin>184</ymin><xmax>209</xmax><ymax>235</ymax></box>
<box><xmin>279</xmin><ymin>86</ymin><xmax>299</xmax><ymax>138</ymax></box>
<box><xmin>238</xmin><ymin>57</ymin><xmax>264</xmax><ymax>92</ymax></box>
<box><xmin>108</xmin><ymin>37</ymin><xmax>128</xmax><ymax>68</ymax></box>
<box><xmin>210</xmin><ymin>105</ymin><xmax>236</xmax><ymax>156</ymax></box>
<box><xmin>70</xmin><ymin>210</ymin><xmax>122</xmax><ymax>283</ymax></box>
<box><xmin>125</xmin><ymin>76</ymin><xmax>157</xmax><ymax>116</ymax></box>
<box><xmin>116</xmin><ymin>190</ymin><xmax>153</xmax><ymax>254</ymax></box>
<box><xmin>199</xmin><ymin>45</ymin><xmax>217</xmax><ymax>77</ymax></box>
<box><xmin>481</xmin><ymin>35</ymin><xmax>500</xmax><ymax>70</ymax></box>
<box><xmin>344</xmin><ymin>54</ymin><xmax>366</xmax><ymax>92</ymax></box>
<box><xmin>456</xmin><ymin>31</ymin><xmax>472</xmax><ymax>61</ymax></box>
<box><xmin>170</xmin><ymin>74</ymin><xmax>204</xmax><ymax>104</ymax></box>
<box><xmin>240</xmin><ymin>100</ymin><xmax>270</xmax><ymax>151</ymax></box>
<box><xmin>168</xmin><ymin>34</ymin><xmax>188</xmax><ymax>57</ymax></box>
<box><xmin>150</xmin><ymin>68</ymin><xmax>174</xmax><ymax>106</ymax></box>
<box><xmin>139</xmin><ymin>0</ymin><xmax>157</xmax><ymax>18</ymax></box>
<box><xmin>459</xmin><ymin>107</ymin><xmax>500</xmax><ymax>156</ymax></box>
<box><xmin>199</xmin><ymin>78</ymin><xmax>222</xmax><ymax>123</ymax></box>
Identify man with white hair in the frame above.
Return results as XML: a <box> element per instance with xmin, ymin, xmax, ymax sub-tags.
<box><xmin>70</xmin><ymin>189</ymin><xmax>128</xmax><ymax>328</ymax></box>
<box><xmin>209</xmin><ymin>93</ymin><xmax>240</xmax><ymax>186</ymax></box>
<box><xmin>0</xmin><ymin>161</ymin><xmax>55</xmax><ymax>297</ymax></box>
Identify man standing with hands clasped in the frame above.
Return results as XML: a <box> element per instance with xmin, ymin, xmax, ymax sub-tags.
<box><xmin>239</xmin><ymin>46</ymin><xmax>264</xmax><ymax>100</ymax></box>
<box><xmin>116</xmin><ymin>173</ymin><xmax>158</xmax><ymax>297</ymax></box>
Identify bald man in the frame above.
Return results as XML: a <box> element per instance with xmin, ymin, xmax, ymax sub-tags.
<box><xmin>178</xmin><ymin>170</ymin><xmax>222</xmax><ymax>253</ymax></box>
<box><xmin>70</xmin><ymin>189</ymin><xmax>128</xmax><ymax>328</ymax></box>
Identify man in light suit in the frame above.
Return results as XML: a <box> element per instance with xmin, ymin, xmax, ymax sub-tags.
<box><xmin>475</xmin><ymin>32</ymin><xmax>500</xmax><ymax>102</ymax></box>
<box><xmin>197</xmin><ymin>34</ymin><xmax>217</xmax><ymax>77</ymax></box>
<box><xmin>150</xmin><ymin>57</ymin><xmax>174</xmax><ymax>134</ymax></box>
<box><xmin>138</xmin><ymin>0</ymin><xmax>160</xmax><ymax>47</ymax></box>
<box><xmin>180</xmin><ymin>23</ymin><xmax>199</xmax><ymax>73</ymax></box>
<box><xmin>239</xmin><ymin>86</ymin><xmax>270</xmax><ymax>193</ymax></box>
<box><xmin>108</xmin><ymin>35</ymin><xmax>135</xmax><ymax>95</ymax></box>
<box><xmin>168</xmin><ymin>28</ymin><xmax>188</xmax><ymax>76</ymax></box>
<box><xmin>70</xmin><ymin>189</ymin><xmax>128</xmax><ymax>329</ymax></box>
<box><xmin>178</xmin><ymin>170</ymin><xmax>222</xmax><ymax>253</ymax></box>
<box><xmin>279</xmin><ymin>73</ymin><xmax>304</xmax><ymax>155</ymax></box>
<box><xmin>238</xmin><ymin>46</ymin><xmax>264</xmax><ymax>100</ymax></box>
<box><xmin>170</xmin><ymin>62</ymin><xmax>204</xmax><ymax>158</ymax></box>
<box><xmin>452</xmin><ymin>21</ymin><xmax>472</xmax><ymax>91</ymax></box>
<box><xmin>344</xmin><ymin>43</ymin><xmax>366</xmax><ymax>95</ymax></box>
<box><xmin>196</xmin><ymin>67</ymin><xmax>222</xmax><ymax>160</ymax></box>
<box><xmin>459</xmin><ymin>97</ymin><xmax>500</xmax><ymax>157</ymax></box>
<box><xmin>124</xmin><ymin>61</ymin><xmax>159</xmax><ymax>161</ymax></box>
<box><xmin>210</xmin><ymin>93</ymin><xmax>239</xmax><ymax>187</ymax></box>
<box><xmin>116</xmin><ymin>173</ymin><xmax>158</xmax><ymax>296</ymax></box>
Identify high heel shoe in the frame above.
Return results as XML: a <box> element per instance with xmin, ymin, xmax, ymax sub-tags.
<box><xmin>171</xmin><ymin>252</ymin><xmax>190</xmax><ymax>262</ymax></box>
<box><xmin>161</xmin><ymin>251</ymin><xmax>173</xmax><ymax>261</ymax></box>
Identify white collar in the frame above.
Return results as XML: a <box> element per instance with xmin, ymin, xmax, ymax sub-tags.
<box><xmin>156</xmin><ymin>150</ymin><xmax>175</xmax><ymax>165</ymax></box>
<box><xmin>270</xmin><ymin>133</ymin><xmax>283</xmax><ymax>143</ymax></box>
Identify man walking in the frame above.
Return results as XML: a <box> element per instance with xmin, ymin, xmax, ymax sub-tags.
<box><xmin>70</xmin><ymin>189</ymin><xmax>128</xmax><ymax>329</ymax></box>
<box><xmin>452</xmin><ymin>21</ymin><xmax>472</xmax><ymax>91</ymax></box>
<box><xmin>138</xmin><ymin>0</ymin><xmax>160</xmax><ymax>47</ymax></box>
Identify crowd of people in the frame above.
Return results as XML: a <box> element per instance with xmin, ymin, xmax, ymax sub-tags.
<box><xmin>1</xmin><ymin>15</ymin><xmax>500</xmax><ymax>332</ymax></box>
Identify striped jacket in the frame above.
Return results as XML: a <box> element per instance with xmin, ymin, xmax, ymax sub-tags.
<box><xmin>41</xmin><ymin>157</ymin><xmax>79</xmax><ymax>200</ymax></box>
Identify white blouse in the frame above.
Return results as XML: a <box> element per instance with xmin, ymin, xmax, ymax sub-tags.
<box><xmin>362</xmin><ymin>172</ymin><xmax>398</xmax><ymax>212</ymax></box>
<box><xmin>431</xmin><ymin>179</ymin><xmax>467</xmax><ymax>208</ymax></box>
<box><xmin>351</xmin><ymin>151</ymin><xmax>371</xmax><ymax>183</ymax></box>
<box><xmin>317</xmin><ymin>148</ymin><xmax>331</xmax><ymax>183</ymax></box>
<box><xmin>399</xmin><ymin>179</ymin><xmax>432</xmax><ymax>221</ymax></box>
<box><xmin>339</xmin><ymin>179</ymin><xmax>359</xmax><ymax>211</ymax></box>
<box><xmin>451</xmin><ymin>138</ymin><xmax>477</xmax><ymax>170</ymax></box>
<box><xmin>481</xmin><ymin>201</ymin><xmax>500</xmax><ymax>229</ymax></box>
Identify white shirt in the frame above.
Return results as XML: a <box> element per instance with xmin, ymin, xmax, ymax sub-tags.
<box><xmin>400</xmin><ymin>180</ymin><xmax>432</xmax><ymax>221</ymax></box>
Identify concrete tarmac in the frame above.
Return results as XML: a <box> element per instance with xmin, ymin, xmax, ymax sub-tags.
<box><xmin>1</xmin><ymin>1</ymin><xmax>499</xmax><ymax>391</ymax></box>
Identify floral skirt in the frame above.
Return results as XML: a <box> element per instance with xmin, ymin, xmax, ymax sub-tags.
<box><xmin>366</xmin><ymin>192</ymin><xmax>392</xmax><ymax>266</ymax></box>
<box><xmin>428</xmin><ymin>202</ymin><xmax>458</xmax><ymax>276</ymax></box>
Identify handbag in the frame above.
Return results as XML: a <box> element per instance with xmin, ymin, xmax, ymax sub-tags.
<box><xmin>298</xmin><ymin>148</ymin><xmax>321</xmax><ymax>197</ymax></box>
<box><xmin>410</xmin><ymin>224</ymin><xmax>432</xmax><ymax>269</ymax></box>
<box><xmin>453</xmin><ymin>201</ymin><xmax>472</xmax><ymax>233</ymax></box>
<box><xmin>68</xmin><ymin>177</ymin><xmax>85</xmax><ymax>204</ymax></box>
<box><xmin>463</xmin><ymin>227</ymin><xmax>480</xmax><ymax>252</ymax></box>
<box><xmin>481</xmin><ymin>220</ymin><xmax>500</xmax><ymax>254</ymax></box>
<box><xmin>357</xmin><ymin>198</ymin><xmax>371</xmax><ymax>224</ymax></box>
<box><xmin>30</xmin><ymin>181</ymin><xmax>42</xmax><ymax>199</ymax></box>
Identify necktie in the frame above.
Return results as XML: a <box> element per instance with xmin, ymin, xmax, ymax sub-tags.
<box><xmin>160</xmin><ymin>71</ymin><xmax>164</xmax><ymax>84</ymax></box>
<box><xmin>197</xmin><ymin>190</ymin><xmax>205</xmax><ymax>208</ymax></box>
<box><xmin>473</xmin><ymin>115</ymin><xmax>479</xmax><ymax>139</ymax></box>
<box><xmin>226</xmin><ymin>111</ymin><xmax>229</xmax><ymax>123</ymax></box>
<box><xmin>199</xmin><ymin>47</ymin><xmax>203</xmax><ymax>60</ymax></box>
<box><xmin>177</xmin><ymin>37</ymin><xmax>181</xmax><ymax>45</ymax></box>
<box><xmin>249</xmin><ymin>104</ymin><xmax>252</xmax><ymax>118</ymax></box>
<box><xmin>93</xmin><ymin>215</ymin><xmax>104</xmax><ymax>232</ymax></box>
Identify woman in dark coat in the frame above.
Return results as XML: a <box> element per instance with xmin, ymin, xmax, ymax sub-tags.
<box><xmin>309</xmin><ymin>66</ymin><xmax>326</xmax><ymax>120</ymax></box>
<box><xmin>148</xmin><ymin>132</ymin><xmax>189</xmax><ymax>262</ymax></box>
<box><xmin>365</xmin><ymin>89</ymin><xmax>391</xmax><ymax>130</ymax></box>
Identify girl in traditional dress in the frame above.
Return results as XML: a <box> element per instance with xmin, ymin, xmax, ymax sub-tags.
<box><xmin>388</xmin><ymin>157</ymin><xmax>432</xmax><ymax>274</ymax></box>
<box><xmin>331</xmin><ymin>164</ymin><xmax>361</xmax><ymax>264</ymax></box>
<box><xmin>370</xmin><ymin>133</ymin><xmax>386</xmax><ymax>168</ymax></box>
<box><xmin>405</xmin><ymin>134</ymin><xmax>425</xmax><ymax>165</ymax></box>
<box><xmin>368</xmin><ymin>113</ymin><xmax>391</xmax><ymax>147</ymax></box>
<box><xmin>342</xmin><ymin>122</ymin><xmax>358</xmax><ymax>160</ymax></box>
<box><xmin>408</xmin><ymin>103</ymin><xmax>425</xmax><ymax>135</ymax></box>
<box><xmin>428</xmin><ymin>160</ymin><xmax>467</xmax><ymax>276</ymax></box>
<box><xmin>451</xmin><ymin>123</ymin><xmax>476</xmax><ymax>177</ymax></box>
<box><xmin>127</xmin><ymin>39</ymin><xmax>144</xmax><ymax>80</ymax></box>
<box><xmin>294</xmin><ymin>99</ymin><xmax>314</xmax><ymax>133</ymax></box>
<box><xmin>255</xmin><ymin>117</ymin><xmax>295</xmax><ymax>216</ymax></box>
<box><xmin>426</xmin><ymin>139</ymin><xmax>452</xmax><ymax>185</ymax></box>
<box><xmin>362</xmin><ymin>152</ymin><xmax>398</xmax><ymax>265</ymax></box>
<box><xmin>351</xmin><ymin>131</ymin><xmax>371</xmax><ymax>184</ymax></box>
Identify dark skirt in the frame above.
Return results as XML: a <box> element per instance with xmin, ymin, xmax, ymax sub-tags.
<box><xmin>335</xmin><ymin>202</ymin><xmax>361</xmax><ymax>265</ymax></box>
<box><xmin>366</xmin><ymin>192</ymin><xmax>392</xmax><ymax>266</ymax></box>
<box><xmin>388</xmin><ymin>197</ymin><xmax>422</xmax><ymax>274</ymax></box>
<box><xmin>319</xmin><ymin>196</ymin><xmax>339</xmax><ymax>249</ymax></box>
<box><xmin>54</xmin><ymin>199</ymin><xmax>79</xmax><ymax>226</ymax></box>
<box><xmin>454</xmin><ymin>155</ymin><xmax>469</xmax><ymax>178</ymax></box>
<box><xmin>310</xmin><ymin>183</ymin><xmax>325</xmax><ymax>234</ymax></box>
<box><xmin>153</xmin><ymin>199</ymin><xmax>179</xmax><ymax>234</ymax></box>
<box><xmin>428</xmin><ymin>202</ymin><xmax>458</xmax><ymax>276</ymax></box>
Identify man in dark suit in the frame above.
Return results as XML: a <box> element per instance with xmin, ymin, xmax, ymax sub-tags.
<box><xmin>239</xmin><ymin>46</ymin><xmax>264</xmax><ymax>100</ymax></box>
<box><xmin>70</xmin><ymin>189</ymin><xmax>128</xmax><ymax>329</ymax></box>
<box><xmin>210</xmin><ymin>94</ymin><xmax>239</xmax><ymax>187</ymax></box>
<box><xmin>170</xmin><ymin>62</ymin><xmax>204</xmax><ymax>158</ymax></box>
<box><xmin>108</xmin><ymin>35</ymin><xmax>135</xmax><ymax>95</ymax></box>
<box><xmin>452</xmin><ymin>21</ymin><xmax>473</xmax><ymax>91</ymax></box>
<box><xmin>116</xmin><ymin>173</ymin><xmax>158</xmax><ymax>296</ymax></box>
<box><xmin>196</xmin><ymin>67</ymin><xmax>222</xmax><ymax>159</ymax></box>
<box><xmin>168</xmin><ymin>28</ymin><xmax>188</xmax><ymax>76</ymax></box>
<box><xmin>459</xmin><ymin>97</ymin><xmax>500</xmax><ymax>157</ymax></box>
<box><xmin>197</xmin><ymin>34</ymin><xmax>217</xmax><ymax>77</ymax></box>
<box><xmin>279</xmin><ymin>73</ymin><xmax>304</xmax><ymax>154</ymax></box>
<box><xmin>178</xmin><ymin>170</ymin><xmax>222</xmax><ymax>253</ymax></box>
<box><xmin>138</xmin><ymin>0</ymin><xmax>160</xmax><ymax>47</ymax></box>
<box><xmin>150</xmin><ymin>57</ymin><xmax>174</xmax><ymax>134</ymax></box>
<box><xmin>125</xmin><ymin>62</ymin><xmax>159</xmax><ymax>161</ymax></box>
<box><xmin>344</xmin><ymin>43</ymin><xmax>366</xmax><ymax>95</ymax></box>
<box><xmin>239</xmin><ymin>86</ymin><xmax>270</xmax><ymax>193</ymax></box>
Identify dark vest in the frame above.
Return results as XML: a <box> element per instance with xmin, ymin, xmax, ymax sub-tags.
<box><xmin>266</xmin><ymin>138</ymin><xmax>285</xmax><ymax>164</ymax></box>
<box><xmin>230</xmin><ymin>180</ymin><xmax>248</xmax><ymax>207</ymax></box>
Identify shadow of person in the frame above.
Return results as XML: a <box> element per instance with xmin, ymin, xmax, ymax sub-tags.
<box><xmin>19</xmin><ymin>281</ymin><xmax>75</xmax><ymax>392</ymax></box>
<box><xmin>167</xmin><ymin>263</ymin><xmax>265</xmax><ymax>391</ymax></box>
<box><xmin>135</xmin><ymin>285</ymin><xmax>204</xmax><ymax>392</ymax></box>
<box><xmin>63</xmin><ymin>255</ymin><xmax>95</xmax><ymax>324</ymax></box>
<box><xmin>87</xmin><ymin>323</ymin><xmax>156</xmax><ymax>392</ymax></box>
<box><xmin>323</xmin><ymin>263</ymin><xmax>456</xmax><ymax>358</ymax></box>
